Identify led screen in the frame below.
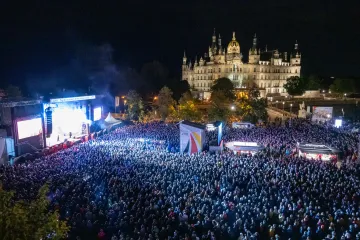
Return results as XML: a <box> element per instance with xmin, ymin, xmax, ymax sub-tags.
<box><xmin>335</xmin><ymin>119</ymin><xmax>342</xmax><ymax>128</ymax></box>
<box><xmin>17</xmin><ymin>118</ymin><xmax>42</xmax><ymax>140</ymax></box>
<box><xmin>52</xmin><ymin>107</ymin><xmax>87</xmax><ymax>135</ymax></box>
<box><xmin>93</xmin><ymin>107</ymin><xmax>102</xmax><ymax>121</ymax></box>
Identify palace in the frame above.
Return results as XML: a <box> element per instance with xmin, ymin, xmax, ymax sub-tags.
<box><xmin>181</xmin><ymin>30</ymin><xmax>301</xmax><ymax>98</ymax></box>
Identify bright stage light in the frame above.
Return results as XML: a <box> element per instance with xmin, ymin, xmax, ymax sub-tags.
<box><xmin>17</xmin><ymin>118</ymin><xmax>42</xmax><ymax>139</ymax></box>
<box><xmin>52</xmin><ymin>106</ymin><xmax>87</xmax><ymax>135</ymax></box>
<box><xmin>335</xmin><ymin>119</ymin><xmax>342</xmax><ymax>128</ymax></box>
<box><xmin>93</xmin><ymin>107</ymin><xmax>102</xmax><ymax>121</ymax></box>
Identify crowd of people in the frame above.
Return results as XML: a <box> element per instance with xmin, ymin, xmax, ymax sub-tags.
<box><xmin>1</xmin><ymin>120</ymin><xmax>360</xmax><ymax>240</ymax></box>
<box><xmin>224</xmin><ymin>119</ymin><xmax>359</xmax><ymax>160</ymax></box>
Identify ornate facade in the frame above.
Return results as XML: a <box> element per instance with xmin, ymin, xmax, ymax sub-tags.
<box><xmin>182</xmin><ymin>30</ymin><xmax>301</xmax><ymax>98</ymax></box>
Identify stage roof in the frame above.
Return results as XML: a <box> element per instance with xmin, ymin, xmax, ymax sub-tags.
<box><xmin>298</xmin><ymin>143</ymin><xmax>340</xmax><ymax>154</ymax></box>
<box><xmin>180</xmin><ymin>120</ymin><xmax>206</xmax><ymax>130</ymax></box>
<box><xmin>0</xmin><ymin>98</ymin><xmax>42</xmax><ymax>107</ymax></box>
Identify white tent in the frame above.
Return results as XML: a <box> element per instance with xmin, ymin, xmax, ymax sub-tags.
<box><xmin>105</xmin><ymin>113</ymin><xmax>120</xmax><ymax>124</ymax></box>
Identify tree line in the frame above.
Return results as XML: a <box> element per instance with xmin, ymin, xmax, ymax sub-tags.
<box><xmin>284</xmin><ymin>75</ymin><xmax>360</xmax><ymax>96</ymax></box>
<box><xmin>124</xmin><ymin>77</ymin><xmax>268</xmax><ymax>124</ymax></box>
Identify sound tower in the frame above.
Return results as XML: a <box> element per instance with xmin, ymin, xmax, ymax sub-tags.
<box><xmin>45</xmin><ymin>107</ymin><xmax>52</xmax><ymax>137</ymax></box>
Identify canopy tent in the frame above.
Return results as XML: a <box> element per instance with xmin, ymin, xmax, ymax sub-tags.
<box><xmin>105</xmin><ymin>112</ymin><xmax>120</xmax><ymax>124</ymax></box>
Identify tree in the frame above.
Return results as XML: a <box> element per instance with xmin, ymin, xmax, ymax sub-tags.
<box><xmin>208</xmin><ymin>90</ymin><xmax>232</xmax><ymax>122</ymax></box>
<box><xmin>283</xmin><ymin>76</ymin><xmax>307</xmax><ymax>96</ymax></box>
<box><xmin>0</xmin><ymin>184</ymin><xmax>68</xmax><ymax>240</ymax></box>
<box><xmin>246</xmin><ymin>98</ymin><xmax>268</xmax><ymax>123</ymax></box>
<box><xmin>5</xmin><ymin>85</ymin><xmax>22</xmax><ymax>98</ymax></box>
<box><xmin>178</xmin><ymin>92</ymin><xmax>201</xmax><ymax>122</ymax></box>
<box><xmin>329</xmin><ymin>78</ymin><xmax>357</xmax><ymax>94</ymax></box>
<box><xmin>157</xmin><ymin>86</ymin><xmax>175</xmax><ymax>121</ymax></box>
<box><xmin>211</xmin><ymin>77</ymin><xmax>235</xmax><ymax>100</ymax></box>
<box><xmin>208</xmin><ymin>77</ymin><xmax>238</xmax><ymax>122</ymax></box>
<box><xmin>126</xmin><ymin>90</ymin><xmax>144</xmax><ymax>121</ymax></box>
<box><xmin>306</xmin><ymin>75</ymin><xmax>323</xmax><ymax>90</ymax></box>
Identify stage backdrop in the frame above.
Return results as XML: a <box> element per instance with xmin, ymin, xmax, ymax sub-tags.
<box><xmin>180</xmin><ymin>121</ymin><xmax>205</xmax><ymax>154</ymax></box>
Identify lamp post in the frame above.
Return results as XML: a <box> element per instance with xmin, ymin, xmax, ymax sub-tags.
<box><xmin>290</xmin><ymin>103</ymin><xmax>293</xmax><ymax>114</ymax></box>
<box><xmin>276</xmin><ymin>100</ymin><xmax>279</xmax><ymax>108</ymax></box>
<box><xmin>121</xmin><ymin>96</ymin><xmax>126</xmax><ymax>114</ymax></box>
<box><xmin>282</xmin><ymin>101</ymin><xmax>285</xmax><ymax>111</ymax></box>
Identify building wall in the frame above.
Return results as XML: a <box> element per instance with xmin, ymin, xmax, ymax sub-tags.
<box><xmin>184</xmin><ymin>62</ymin><xmax>300</xmax><ymax>95</ymax></box>
<box><xmin>182</xmin><ymin>32</ymin><xmax>301</xmax><ymax>98</ymax></box>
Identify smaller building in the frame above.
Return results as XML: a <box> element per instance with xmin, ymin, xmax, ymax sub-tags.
<box><xmin>225</xmin><ymin>141</ymin><xmax>264</xmax><ymax>155</ymax></box>
<box><xmin>297</xmin><ymin>143</ymin><xmax>340</xmax><ymax>161</ymax></box>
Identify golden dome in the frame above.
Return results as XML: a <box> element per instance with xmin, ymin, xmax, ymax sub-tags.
<box><xmin>227</xmin><ymin>32</ymin><xmax>240</xmax><ymax>54</ymax></box>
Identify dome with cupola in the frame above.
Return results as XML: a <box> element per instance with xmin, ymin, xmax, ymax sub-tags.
<box><xmin>227</xmin><ymin>32</ymin><xmax>240</xmax><ymax>54</ymax></box>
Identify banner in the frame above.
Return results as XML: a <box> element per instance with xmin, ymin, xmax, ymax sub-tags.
<box><xmin>217</xmin><ymin>122</ymin><xmax>223</xmax><ymax>145</ymax></box>
<box><xmin>180</xmin><ymin>122</ymin><xmax>205</xmax><ymax>154</ymax></box>
<box><xmin>115</xmin><ymin>96</ymin><xmax>120</xmax><ymax>107</ymax></box>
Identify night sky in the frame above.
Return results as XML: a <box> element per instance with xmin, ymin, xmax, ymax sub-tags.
<box><xmin>1</xmin><ymin>0</ymin><xmax>359</xmax><ymax>89</ymax></box>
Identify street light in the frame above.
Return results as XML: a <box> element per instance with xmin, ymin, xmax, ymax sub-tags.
<box><xmin>290</xmin><ymin>103</ymin><xmax>293</xmax><ymax>113</ymax></box>
<box><xmin>276</xmin><ymin>100</ymin><xmax>279</xmax><ymax>108</ymax></box>
<box><xmin>282</xmin><ymin>101</ymin><xmax>285</xmax><ymax>110</ymax></box>
<box><xmin>231</xmin><ymin>105</ymin><xmax>235</xmax><ymax>111</ymax></box>
<box><xmin>154</xmin><ymin>96</ymin><xmax>158</xmax><ymax>100</ymax></box>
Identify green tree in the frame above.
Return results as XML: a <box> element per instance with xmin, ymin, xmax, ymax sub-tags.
<box><xmin>0</xmin><ymin>184</ymin><xmax>68</xmax><ymax>240</ymax></box>
<box><xmin>5</xmin><ymin>85</ymin><xmax>22</xmax><ymax>98</ymax></box>
<box><xmin>157</xmin><ymin>86</ymin><xmax>175</xmax><ymax>121</ymax></box>
<box><xmin>208</xmin><ymin>90</ymin><xmax>232</xmax><ymax>122</ymax></box>
<box><xmin>283</xmin><ymin>76</ymin><xmax>307</xmax><ymax>96</ymax></box>
<box><xmin>329</xmin><ymin>78</ymin><xmax>356</xmax><ymax>94</ymax></box>
<box><xmin>178</xmin><ymin>92</ymin><xmax>201</xmax><ymax>122</ymax></box>
<box><xmin>306</xmin><ymin>75</ymin><xmax>323</xmax><ymax>90</ymax></box>
<box><xmin>211</xmin><ymin>77</ymin><xmax>235</xmax><ymax>100</ymax></box>
<box><xmin>247</xmin><ymin>98</ymin><xmax>268</xmax><ymax>123</ymax></box>
<box><xmin>126</xmin><ymin>90</ymin><xmax>144</xmax><ymax>121</ymax></box>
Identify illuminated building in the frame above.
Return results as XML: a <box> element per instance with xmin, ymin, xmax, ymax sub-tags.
<box><xmin>182</xmin><ymin>30</ymin><xmax>301</xmax><ymax>98</ymax></box>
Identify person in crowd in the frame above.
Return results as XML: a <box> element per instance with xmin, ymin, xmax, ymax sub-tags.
<box><xmin>1</xmin><ymin>120</ymin><xmax>360</xmax><ymax>240</ymax></box>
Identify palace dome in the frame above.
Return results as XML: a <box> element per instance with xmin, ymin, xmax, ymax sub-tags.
<box><xmin>227</xmin><ymin>32</ymin><xmax>240</xmax><ymax>54</ymax></box>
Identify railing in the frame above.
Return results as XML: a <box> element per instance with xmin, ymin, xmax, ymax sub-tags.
<box><xmin>267</xmin><ymin>106</ymin><xmax>297</xmax><ymax>118</ymax></box>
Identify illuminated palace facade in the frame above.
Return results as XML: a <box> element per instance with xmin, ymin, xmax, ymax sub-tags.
<box><xmin>182</xmin><ymin>30</ymin><xmax>301</xmax><ymax>98</ymax></box>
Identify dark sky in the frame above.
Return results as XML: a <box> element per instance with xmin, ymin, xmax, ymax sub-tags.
<box><xmin>0</xmin><ymin>0</ymin><xmax>359</xmax><ymax>88</ymax></box>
